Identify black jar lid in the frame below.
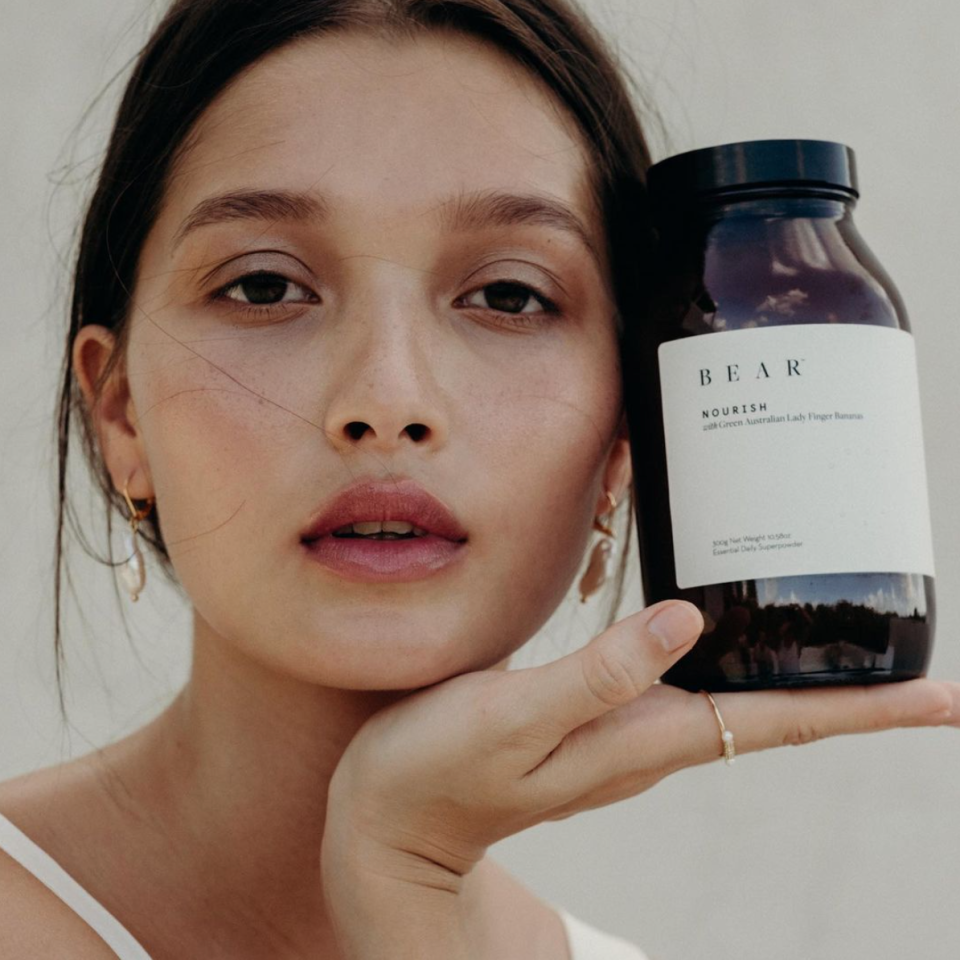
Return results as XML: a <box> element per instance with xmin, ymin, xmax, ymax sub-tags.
<box><xmin>647</xmin><ymin>139</ymin><xmax>858</xmax><ymax>209</ymax></box>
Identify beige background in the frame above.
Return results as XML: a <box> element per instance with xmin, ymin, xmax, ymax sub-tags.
<box><xmin>2</xmin><ymin>1</ymin><xmax>958</xmax><ymax>958</ymax></box>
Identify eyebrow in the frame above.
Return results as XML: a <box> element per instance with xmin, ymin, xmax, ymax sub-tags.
<box><xmin>170</xmin><ymin>187</ymin><xmax>600</xmax><ymax>266</ymax></box>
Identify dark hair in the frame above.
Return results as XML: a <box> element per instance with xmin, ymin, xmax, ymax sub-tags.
<box><xmin>54</xmin><ymin>0</ymin><xmax>660</xmax><ymax>719</ymax></box>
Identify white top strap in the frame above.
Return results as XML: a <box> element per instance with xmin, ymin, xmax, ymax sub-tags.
<box><xmin>555</xmin><ymin>904</ymin><xmax>652</xmax><ymax>960</ymax></box>
<box><xmin>0</xmin><ymin>810</ymin><xmax>153</xmax><ymax>959</ymax></box>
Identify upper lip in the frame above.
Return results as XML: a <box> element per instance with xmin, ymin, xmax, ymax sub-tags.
<box><xmin>300</xmin><ymin>478</ymin><xmax>469</xmax><ymax>542</ymax></box>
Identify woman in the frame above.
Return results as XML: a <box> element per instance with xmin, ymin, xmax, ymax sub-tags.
<box><xmin>0</xmin><ymin>1</ymin><xmax>956</xmax><ymax>957</ymax></box>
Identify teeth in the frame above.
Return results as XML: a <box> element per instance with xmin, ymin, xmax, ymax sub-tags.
<box><xmin>333</xmin><ymin>520</ymin><xmax>429</xmax><ymax>536</ymax></box>
<box><xmin>354</xmin><ymin>520</ymin><xmax>410</xmax><ymax>535</ymax></box>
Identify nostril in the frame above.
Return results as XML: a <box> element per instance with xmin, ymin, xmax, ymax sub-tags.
<box><xmin>343</xmin><ymin>422</ymin><xmax>429</xmax><ymax>441</ymax></box>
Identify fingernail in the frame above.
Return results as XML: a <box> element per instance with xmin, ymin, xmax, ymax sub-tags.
<box><xmin>648</xmin><ymin>602</ymin><xmax>702</xmax><ymax>652</ymax></box>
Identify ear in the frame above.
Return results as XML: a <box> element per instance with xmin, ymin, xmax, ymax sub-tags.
<box><xmin>72</xmin><ymin>325</ymin><xmax>152</xmax><ymax>500</ymax></box>
<box><xmin>595</xmin><ymin>410</ymin><xmax>632</xmax><ymax>516</ymax></box>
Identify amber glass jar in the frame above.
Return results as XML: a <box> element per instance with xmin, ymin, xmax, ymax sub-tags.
<box><xmin>624</xmin><ymin>139</ymin><xmax>936</xmax><ymax>691</ymax></box>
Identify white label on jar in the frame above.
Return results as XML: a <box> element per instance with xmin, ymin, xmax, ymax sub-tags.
<box><xmin>657</xmin><ymin>323</ymin><xmax>936</xmax><ymax>589</ymax></box>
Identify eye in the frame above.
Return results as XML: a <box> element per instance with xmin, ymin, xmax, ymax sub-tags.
<box><xmin>457</xmin><ymin>280</ymin><xmax>560</xmax><ymax>329</ymax></box>
<box><xmin>209</xmin><ymin>271</ymin><xmax>318</xmax><ymax>318</ymax></box>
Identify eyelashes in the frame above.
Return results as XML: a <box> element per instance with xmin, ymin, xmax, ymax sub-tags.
<box><xmin>207</xmin><ymin>271</ymin><xmax>561</xmax><ymax>330</ymax></box>
<box><xmin>455</xmin><ymin>280</ymin><xmax>558</xmax><ymax>323</ymax></box>
<box><xmin>210</xmin><ymin>272</ymin><xmax>318</xmax><ymax>319</ymax></box>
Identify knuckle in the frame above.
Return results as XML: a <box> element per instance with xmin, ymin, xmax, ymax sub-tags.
<box><xmin>782</xmin><ymin>721</ymin><xmax>823</xmax><ymax>747</ymax></box>
<box><xmin>782</xmin><ymin>690</ymin><xmax>823</xmax><ymax>746</ymax></box>
<box><xmin>914</xmin><ymin>683</ymin><xmax>955</xmax><ymax>724</ymax></box>
<box><xmin>582</xmin><ymin>645</ymin><xmax>644</xmax><ymax>708</ymax></box>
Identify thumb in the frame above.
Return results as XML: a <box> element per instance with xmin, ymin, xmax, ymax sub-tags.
<box><xmin>515</xmin><ymin>599</ymin><xmax>704</xmax><ymax>738</ymax></box>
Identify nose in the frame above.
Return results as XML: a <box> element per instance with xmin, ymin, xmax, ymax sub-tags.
<box><xmin>321</xmin><ymin>289</ymin><xmax>450</xmax><ymax>458</ymax></box>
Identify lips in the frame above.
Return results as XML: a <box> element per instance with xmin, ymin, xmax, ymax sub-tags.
<box><xmin>300</xmin><ymin>477</ymin><xmax>468</xmax><ymax>543</ymax></box>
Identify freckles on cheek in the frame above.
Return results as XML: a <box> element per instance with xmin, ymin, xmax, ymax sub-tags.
<box><xmin>133</xmin><ymin>353</ymin><xmax>283</xmax><ymax>554</ymax></box>
<box><xmin>493</xmin><ymin>359</ymin><xmax>617</xmax><ymax>493</ymax></box>
<box><xmin>481</xmin><ymin>362</ymin><xmax>617</xmax><ymax>616</ymax></box>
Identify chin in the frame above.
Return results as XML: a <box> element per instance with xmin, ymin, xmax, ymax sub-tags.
<box><xmin>282</xmin><ymin>622</ymin><xmax>490</xmax><ymax>690</ymax></box>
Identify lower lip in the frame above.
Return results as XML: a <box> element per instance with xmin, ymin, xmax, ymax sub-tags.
<box><xmin>301</xmin><ymin>535</ymin><xmax>468</xmax><ymax>582</ymax></box>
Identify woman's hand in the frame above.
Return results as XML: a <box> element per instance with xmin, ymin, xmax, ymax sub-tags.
<box><xmin>322</xmin><ymin>599</ymin><xmax>959</xmax><ymax>888</ymax></box>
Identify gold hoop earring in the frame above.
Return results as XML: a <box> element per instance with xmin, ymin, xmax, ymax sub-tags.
<box><xmin>578</xmin><ymin>489</ymin><xmax>618</xmax><ymax>603</ymax></box>
<box><xmin>119</xmin><ymin>477</ymin><xmax>155</xmax><ymax>603</ymax></box>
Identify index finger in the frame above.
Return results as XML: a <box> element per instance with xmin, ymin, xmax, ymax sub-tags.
<box><xmin>674</xmin><ymin>678</ymin><xmax>960</xmax><ymax>769</ymax></box>
<box><xmin>513</xmin><ymin>679</ymin><xmax>959</xmax><ymax>814</ymax></box>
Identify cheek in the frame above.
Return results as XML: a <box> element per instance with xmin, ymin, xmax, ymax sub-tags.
<box><xmin>126</xmin><ymin>324</ymin><xmax>305</xmax><ymax>602</ymax></box>
<box><xmin>461</xmin><ymin>345</ymin><xmax>621</xmax><ymax>637</ymax></box>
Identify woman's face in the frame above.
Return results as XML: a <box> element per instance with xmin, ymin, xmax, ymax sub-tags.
<box><xmin>79</xmin><ymin>28</ymin><xmax>630</xmax><ymax>689</ymax></box>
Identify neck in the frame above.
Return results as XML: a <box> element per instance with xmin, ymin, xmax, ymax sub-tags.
<box><xmin>91</xmin><ymin>607</ymin><xmax>509</xmax><ymax>956</ymax></box>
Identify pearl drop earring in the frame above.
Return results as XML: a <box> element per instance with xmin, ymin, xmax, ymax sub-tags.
<box><xmin>118</xmin><ymin>478</ymin><xmax>155</xmax><ymax>603</ymax></box>
<box><xmin>578</xmin><ymin>489</ymin><xmax>619</xmax><ymax>603</ymax></box>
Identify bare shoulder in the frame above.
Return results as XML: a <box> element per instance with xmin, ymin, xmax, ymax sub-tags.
<box><xmin>0</xmin><ymin>846</ymin><xmax>118</xmax><ymax>958</ymax></box>
<box><xmin>0</xmin><ymin>766</ymin><xmax>119</xmax><ymax>958</ymax></box>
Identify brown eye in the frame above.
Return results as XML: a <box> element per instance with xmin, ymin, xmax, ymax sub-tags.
<box><xmin>456</xmin><ymin>278</ymin><xmax>562</xmax><ymax>332</ymax></box>
<box><xmin>219</xmin><ymin>272</ymin><xmax>315</xmax><ymax>306</ymax></box>
<box><xmin>462</xmin><ymin>280</ymin><xmax>551</xmax><ymax>315</ymax></box>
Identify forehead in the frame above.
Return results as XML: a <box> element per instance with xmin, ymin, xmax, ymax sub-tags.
<box><xmin>161</xmin><ymin>28</ymin><xmax>598</xmax><ymax>236</ymax></box>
